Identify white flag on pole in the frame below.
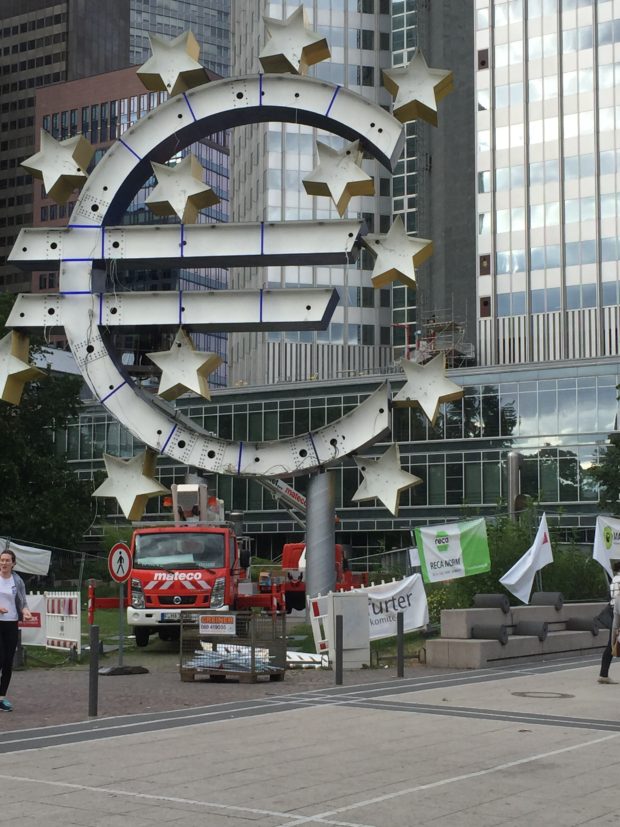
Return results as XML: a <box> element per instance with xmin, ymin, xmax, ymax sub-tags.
<box><xmin>592</xmin><ymin>515</ymin><xmax>620</xmax><ymax>578</ymax></box>
<box><xmin>499</xmin><ymin>513</ymin><xmax>553</xmax><ymax>604</ymax></box>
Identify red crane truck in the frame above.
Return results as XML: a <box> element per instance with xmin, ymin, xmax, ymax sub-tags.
<box><xmin>126</xmin><ymin>483</ymin><xmax>285</xmax><ymax>647</ymax></box>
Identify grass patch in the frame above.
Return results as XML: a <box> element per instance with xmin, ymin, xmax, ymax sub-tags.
<box><xmin>286</xmin><ymin>621</ymin><xmax>315</xmax><ymax>652</ymax></box>
<box><xmin>370</xmin><ymin>631</ymin><xmax>426</xmax><ymax>666</ymax></box>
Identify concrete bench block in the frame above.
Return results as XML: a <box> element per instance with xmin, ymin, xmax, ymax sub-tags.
<box><xmin>510</xmin><ymin>606</ymin><xmax>558</xmax><ymax>624</ymax></box>
<box><xmin>423</xmin><ymin>638</ymin><xmax>451</xmax><ymax>668</ymax></box>
<box><xmin>427</xmin><ymin>629</ymin><xmax>605</xmax><ymax>669</ymax></box>
<box><xmin>440</xmin><ymin>608</ymin><xmax>508</xmax><ymax>639</ymax></box>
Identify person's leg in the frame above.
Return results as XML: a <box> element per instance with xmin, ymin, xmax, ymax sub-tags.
<box><xmin>0</xmin><ymin>622</ymin><xmax>19</xmax><ymax>698</ymax></box>
<box><xmin>599</xmin><ymin>627</ymin><xmax>613</xmax><ymax>679</ymax></box>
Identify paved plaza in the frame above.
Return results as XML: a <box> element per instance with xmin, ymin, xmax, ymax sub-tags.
<box><xmin>0</xmin><ymin>653</ymin><xmax>619</xmax><ymax>826</ymax></box>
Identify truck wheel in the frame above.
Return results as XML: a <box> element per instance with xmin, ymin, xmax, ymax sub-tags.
<box><xmin>134</xmin><ymin>628</ymin><xmax>150</xmax><ymax>647</ymax></box>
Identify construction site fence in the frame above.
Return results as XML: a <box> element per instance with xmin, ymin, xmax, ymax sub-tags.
<box><xmin>18</xmin><ymin>546</ymin><xmax>112</xmax><ymax>597</ymax></box>
<box><xmin>15</xmin><ymin>543</ymin><xmax>411</xmax><ymax>598</ymax></box>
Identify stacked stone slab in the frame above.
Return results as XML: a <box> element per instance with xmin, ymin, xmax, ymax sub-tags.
<box><xmin>426</xmin><ymin>600</ymin><xmax>608</xmax><ymax>669</ymax></box>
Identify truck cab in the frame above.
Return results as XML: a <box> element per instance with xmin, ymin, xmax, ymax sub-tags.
<box><xmin>128</xmin><ymin>523</ymin><xmax>241</xmax><ymax>646</ymax></box>
<box><xmin>126</xmin><ymin>482</ymin><xmax>243</xmax><ymax>647</ymax></box>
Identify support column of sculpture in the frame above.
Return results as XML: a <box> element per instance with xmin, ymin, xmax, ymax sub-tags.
<box><xmin>305</xmin><ymin>470</ymin><xmax>336</xmax><ymax>610</ymax></box>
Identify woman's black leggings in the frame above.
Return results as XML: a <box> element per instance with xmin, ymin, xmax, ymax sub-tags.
<box><xmin>0</xmin><ymin>621</ymin><xmax>19</xmax><ymax>696</ymax></box>
<box><xmin>600</xmin><ymin>627</ymin><xmax>613</xmax><ymax>678</ymax></box>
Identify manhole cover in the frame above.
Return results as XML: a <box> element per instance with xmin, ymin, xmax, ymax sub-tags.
<box><xmin>511</xmin><ymin>691</ymin><xmax>574</xmax><ymax>699</ymax></box>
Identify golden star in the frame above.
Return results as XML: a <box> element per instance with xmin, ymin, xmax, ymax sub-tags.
<box><xmin>146</xmin><ymin>155</ymin><xmax>220</xmax><ymax>223</ymax></box>
<box><xmin>383</xmin><ymin>50</ymin><xmax>454</xmax><ymax>126</ymax></box>
<box><xmin>137</xmin><ymin>30</ymin><xmax>208</xmax><ymax>96</ymax></box>
<box><xmin>351</xmin><ymin>444</ymin><xmax>422</xmax><ymax>516</ymax></box>
<box><xmin>363</xmin><ymin>216</ymin><xmax>433</xmax><ymax>288</ymax></box>
<box><xmin>0</xmin><ymin>331</ymin><xmax>45</xmax><ymax>405</ymax></box>
<box><xmin>21</xmin><ymin>131</ymin><xmax>94</xmax><ymax>204</ymax></box>
<box><xmin>302</xmin><ymin>140</ymin><xmax>374</xmax><ymax>217</ymax></box>
<box><xmin>92</xmin><ymin>449</ymin><xmax>169</xmax><ymax>521</ymax></box>
<box><xmin>260</xmin><ymin>5</ymin><xmax>330</xmax><ymax>75</ymax></box>
<box><xmin>147</xmin><ymin>328</ymin><xmax>222</xmax><ymax>401</ymax></box>
<box><xmin>392</xmin><ymin>353</ymin><xmax>464</xmax><ymax>424</ymax></box>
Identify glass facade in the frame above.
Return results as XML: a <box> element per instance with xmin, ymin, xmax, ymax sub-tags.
<box><xmin>66</xmin><ymin>358</ymin><xmax>618</xmax><ymax>555</ymax></box>
<box><xmin>476</xmin><ymin>0</ymin><xmax>620</xmax><ymax>365</ymax></box>
<box><xmin>129</xmin><ymin>0</ymin><xmax>230</xmax><ymax>77</ymax></box>
<box><xmin>391</xmin><ymin>0</ymin><xmax>419</xmax><ymax>361</ymax></box>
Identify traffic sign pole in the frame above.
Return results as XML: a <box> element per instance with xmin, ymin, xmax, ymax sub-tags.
<box><xmin>107</xmin><ymin>543</ymin><xmax>132</xmax><ymax>671</ymax></box>
<box><xmin>118</xmin><ymin>581</ymin><xmax>124</xmax><ymax>668</ymax></box>
<box><xmin>100</xmin><ymin>542</ymin><xmax>148</xmax><ymax>677</ymax></box>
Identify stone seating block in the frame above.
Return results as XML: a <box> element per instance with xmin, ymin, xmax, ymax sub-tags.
<box><xmin>440</xmin><ymin>608</ymin><xmax>508</xmax><ymax>639</ymax></box>
<box><xmin>426</xmin><ymin>627</ymin><xmax>604</xmax><ymax>669</ymax></box>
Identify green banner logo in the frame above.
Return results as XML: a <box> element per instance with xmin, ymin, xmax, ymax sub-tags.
<box><xmin>604</xmin><ymin>525</ymin><xmax>614</xmax><ymax>550</ymax></box>
<box><xmin>415</xmin><ymin>518</ymin><xmax>490</xmax><ymax>584</ymax></box>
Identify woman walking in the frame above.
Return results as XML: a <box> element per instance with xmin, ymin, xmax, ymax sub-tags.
<box><xmin>0</xmin><ymin>549</ymin><xmax>32</xmax><ymax>711</ymax></box>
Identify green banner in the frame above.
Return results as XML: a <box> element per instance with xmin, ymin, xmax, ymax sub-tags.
<box><xmin>414</xmin><ymin>518</ymin><xmax>490</xmax><ymax>584</ymax></box>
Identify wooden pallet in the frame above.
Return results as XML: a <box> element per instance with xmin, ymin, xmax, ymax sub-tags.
<box><xmin>180</xmin><ymin>667</ymin><xmax>285</xmax><ymax>683</ymax></box>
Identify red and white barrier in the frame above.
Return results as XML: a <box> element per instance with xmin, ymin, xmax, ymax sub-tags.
<box><xmin>45</xmin><ymin>591</ymin><xmax>81</xmax><ymax>654</ymax></box>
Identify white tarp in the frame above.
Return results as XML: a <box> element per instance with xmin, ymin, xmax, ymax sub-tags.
<box><xmin>593</xmin><ymin>515</ymin><xmax>620</xmax><ymax>578</ymax></box>
<box><xmin>366</xmin><ymin>574</ymin><xmax>429</xmax><ymax>640</ymax></box>
<box><xmin>1</xmin><ymin>538</ymin><xmax>51</xmax><ymax>575</ymax></box>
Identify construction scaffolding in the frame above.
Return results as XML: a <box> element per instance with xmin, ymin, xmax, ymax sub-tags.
<box><xmin>412</xmin><ymin>309</ymin><xmax>475</xmax><ymax>368</ymax></box>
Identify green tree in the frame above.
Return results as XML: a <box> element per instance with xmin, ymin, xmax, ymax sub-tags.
<box><xmin>587</xmin><ymin>432</ymin><xmax>620</xmax><ymax>517</ymax></box>
<box><xmin>0</xmin><ymin>294</ymin><xmax>93</xmax><ymax>548</ymax></box>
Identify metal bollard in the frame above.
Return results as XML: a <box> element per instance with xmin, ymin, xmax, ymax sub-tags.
<box><xmin>89</xmin><ymin>624</ymin><xmax>99</xmax><ymax>717</ymax></box>
<box><xmin>397</xmin><ymin>612</ymin><xmax>404</xmax><ymax>678</ymax></box>
<box><xmin>335</xmin><ymin>614</ymin><xmax>343</xmax><ymax>686</ymax></box>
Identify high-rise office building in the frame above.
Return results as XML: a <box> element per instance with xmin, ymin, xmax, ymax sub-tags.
<box><xmin>4</xmin><ymin>1</ymin><xmax>232</xmax><ymax>379</ymax></box>
<box><xmin>391</xmin><ymin>1</ymin><xmax>477</xmax><ymax>364</ymax></box>
<box><xmin>475</xmin><ymin>0</ymin><xmax>620</xmax><ymax>366</ymax></box>
<box><xmin>0</xmin><ymin>0</ymin><xmax>130</xmax><ymax>293</ymax></box>
<box><xmin>1</xmin><ymin>0</ymin><xmax>231</xmax><ymax>292</ymax></box>
<box><xmin>229</xmin><ymin>1</ymin><xmax>477</xmax><ymax>384</ymax></box>
<box><xmin>129</xmin><ymin>0</ymin><xmax>230</xmax><ymax>76</ymax></box>
<box><xmin>229</xmin><ymin>0</ymin><xmax>395</xmax><ymax>386</ymax></box>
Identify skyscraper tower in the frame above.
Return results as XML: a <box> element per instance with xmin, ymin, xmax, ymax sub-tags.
<box><xmin>391</xmin><ymin>0</ymin><xmax>477</xmax><ymax>364</ymax></box>
<box><xmin>0</xmin><ymin>0</ymin><xmax>130</xmax><ymax>293</ymax></box>
<box><xmin>476</xmin><ymin>0</ymin><xmax>620</xmax><ymax>365</ymax></box>
<box><xmin>0</xmin><ymin>0</ymin><xmax>231</xmax><ymax>296</ymax></box>
<box><xmin>229</xmin><ymin>0</ymin><xmax>394</xmax><ymax>386</ymax></box>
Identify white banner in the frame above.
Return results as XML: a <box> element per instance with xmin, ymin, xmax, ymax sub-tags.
<box><xmin>1</xmin><ymin>538</ymin><xmax>51</xmax><ymax>575</ymax></box>
<box><xmin>366</xmin><ymin>574</ymin><xmax>428</xmax><ymax>641</ymax></box>
<box><xmin>20</xmin><ymin>593</ymin><xmax>46</xmax><ymax>646</ymax></box>
<box><xmin>593</xmin><ymin>515</ymin><xmax>620</xmax><ymax>578</ymax></box>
